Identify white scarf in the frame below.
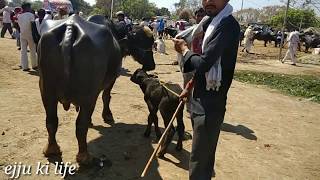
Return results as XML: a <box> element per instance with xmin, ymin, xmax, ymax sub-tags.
<box><xmin>176</xmin><ymin>3</ymin><xmax>233</xmax><ymax>91</ymax></box>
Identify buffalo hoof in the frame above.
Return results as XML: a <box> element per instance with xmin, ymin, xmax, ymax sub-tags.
<box><xmin>155</xmin><ymin>131</ymin><xmax>162</xmax><ymax>141</ymax></box>
<box><xmin>103</xmin><ymin>114</ymin><xmax>115</xmax><ymax>125</ymax></box>
<box><xmin>143</xmin><ymin>129</ymin><xmax>151</xmax><ymax>137</ymax></box>
<box><xmin>176</xmin><ymin>143</ymin><xmax>183</xmax><ymax>151</ymax></box>
<box><xmin>76</xmin><ymin>152</ymin><xmax>93</xmax><ymax>166</ymax></box>
<box><xmin>157</xmin><ymin>146</ymin><xmax>166</xmax><ymax>158</ymax></box>
<box><xmin>43</xmin><ymin>143</ymin><xmax>62</xmax><ymax>157</ymax></box>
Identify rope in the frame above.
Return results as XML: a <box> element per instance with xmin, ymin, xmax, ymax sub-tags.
<box><xmin>159</xmin><ymin>80</ymin><xmax>181</xmax><ymax>97</ymax></box>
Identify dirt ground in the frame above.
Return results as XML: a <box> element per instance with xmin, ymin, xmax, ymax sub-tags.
<box><xmin>0</xmin><ymin>34</ymin><xmax>320</xmax><ymax>180</ymax></box>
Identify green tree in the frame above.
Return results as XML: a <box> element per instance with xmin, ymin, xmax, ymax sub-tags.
<box><xmin>94</xmin><ymin>0</ymin><xmax>112</xmax><ymax>16</ymax></box>
<box><xmin>156</xmin><ymin>7</ymin><xmax>171</xmax><ymax>16</ymax></box>
<box><xmin>0</xmin><ymin>0</ymin><xmax>7</xmax><ymax>9</ymax></box>
<box><xmin>31</xmin><ymin>0</ymin><xmax>43</xmax><ymax>10</ymax></box>
<box><xmin>8</xmin><ymin>0</ymin><xmax>22</xmax><ymax>7</ymax></box>
<box><xmin>269</xmin><ymin>8</ymin><xmax>319</xmax><ymax>30</ymax></box>
<box><xmin>94</xmin><ymin>0</ymin><xmax>157</xmax><ymax>19</ymax></box>
<box><xmin>179</xmin><ymin>8</ymin><xmax>192</xmax><ymax>21</ymax></box>
<box><xmin>71</xmin><ymin>0</ymin><xmax>93</xmax><ymax>16</ymax></box>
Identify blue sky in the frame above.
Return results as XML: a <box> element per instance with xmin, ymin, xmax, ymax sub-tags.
<box><xmin>84</xmin><ymin>0</ymin><xmax>285</xmax><ymax>11</ymax></box>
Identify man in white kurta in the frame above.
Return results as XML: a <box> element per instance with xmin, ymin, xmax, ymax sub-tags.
<box><xmin>242</xmin><ymin>25</ymin><xmax>254</xmax><ymax>53</ymax></box>
<box><xmin>282</xmin><ymin>30</ymin><xmax>300</xmax><ymax>65</ymax></box>
<box><xmin>18</xmin><ymin>2</ymin><xmax>37</xmax><ymax>71</ymax></box>
<box><xmin>0</xmin><ymin>6</ymin><xmax>14</xmax><ymax>38</ymax></box>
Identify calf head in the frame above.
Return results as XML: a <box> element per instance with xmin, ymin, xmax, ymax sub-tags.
<box><xmin>130</xmin><ymin>68</ymin><xmax>158</xmax><ymax>85</ymax></box>
<box><xmin>130</xmin><ymin>68</ymin><xmax>149</xmax><ymax>85</ymax></box>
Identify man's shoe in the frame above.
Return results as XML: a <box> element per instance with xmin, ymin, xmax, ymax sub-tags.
<box><xmin>17</xmin><ymin>47</ymin><xmax>21</xmax><ymax>50</ymax></box>
<box><xmin>23</xmin><ymin>68</ymin><xmax>30</xmax><ymax>71</ymax></box>
<box><xmin>32</xmin><ymin>66</ymin><xmax>38</xmax><ymax>70</ymax></box>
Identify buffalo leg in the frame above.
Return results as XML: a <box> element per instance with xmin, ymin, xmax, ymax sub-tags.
<box><xmin>42</xmin><ymin>88</ymin><xmax>61</xmax><ymax>157</ymax></box>
<box><xmin>102</xmin><ymin>78</ymin><xmax>116</xmax><ymax>124</ymax></box>
<box><xmin>76</xmin><ymin>102</ymin><xmax>96</xmax><ymax>165</ymax></box>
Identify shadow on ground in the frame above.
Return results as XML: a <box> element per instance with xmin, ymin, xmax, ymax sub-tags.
<box><xmin>62</xmin><ymin>122</ymin><xmax>190</xmax><ymax>180</ymax></box>
<box><xmin>221</xmin><ymin>122</ymin><xmax>257</xmax><ymax>141</ymax></box>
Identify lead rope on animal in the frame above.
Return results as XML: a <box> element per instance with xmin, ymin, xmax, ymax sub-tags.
<box><xmin>159</xmin><ymin>80</ymin><xmax>180</xmax><ymax>97</ymax></box>
<box><xmin>159</xmin><ymin>77</ymin><xmax>195</xmax><ymax>99</ymax></box>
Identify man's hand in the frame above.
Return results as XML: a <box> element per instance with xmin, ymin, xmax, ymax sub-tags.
<box><xmin>179</xmin><ymin>89</ymin><xmax>190</xmax><ymax>102</ymax></box>
<box><xmin>179</xmin><ymin>78</ymin><xmax>194</xmax><ymax>102</ymax></box>
<box><xmin>172</xmin><ymin>38</ymin><xmax>189</xmax><ymax>54</ymax></box>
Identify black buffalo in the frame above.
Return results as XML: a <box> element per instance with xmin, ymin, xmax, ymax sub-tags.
<box><xmin>38</xmin><ymin>15</ymin><xmax>155</xmax><ymax>165</ymax></box>
<box><xmin>164</xmin><ymin>27</ymin><xmax>178</xmax><ymax>39</ymax></box>
<box><xmin>253</xmin><ymin>31</ymin><xmax>277</xmax><ymax>47</ymax></box>
<box><xmin>300</xmin><ymin>34</ymin><xmax>320</xmax><ymax>53</ymax></box>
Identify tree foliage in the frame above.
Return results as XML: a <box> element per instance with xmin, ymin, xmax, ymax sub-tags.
<box><xmin>31</xmin><ymin>0</ymin><xmax>43</xmax><ymax>11</ymax></box>
<box><xmin>174</xmin><ymin>0</ymin><xmax>201</xmax><ymax>18</ymax></box>
<box><xmin>234</xmin><ymin>6</ymin><xmax>286</xmax><ymax>24</ymax></box>
<box><xmin>94</xmin><ymin>0</ymin><xmax>170</xmax><ymax>19</ymax></box>
<box><xmin>155</xmin><ymin>7</ymin><xmax>170</xmax><ymax>17</ymax></box>
<box><xmin>0</xmin><ymin>0</ymin><xmax>7</xmax><ymax>9</ymax></box>
<box><xmin>94</xmin><ymin>0</ymin><xmax>157</xmax><ymax>19</ymax></box>
<box><xmin>269</xmin><ymin>8</ymin><xmax>319</xmax><ymax>30</ymax></box>
<box><xmin>8</xmin><ymin>0</ymin><xmax>22</xmax><ymax>7</ymax></box>
<box><xmin>71</xmin><ymin>0</ymin><xmax>93</xmax><ymax>16</ymax></box>
<box><xmin>179</xmin><ymin>8</ymin><xmax>192</xmax><ymax>21</ymax></box>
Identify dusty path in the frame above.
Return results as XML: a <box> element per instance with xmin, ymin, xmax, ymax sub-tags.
<box><xmin>0</xmin><ymin>37</ymin><xmax>319</xmax><ymax>180</ymax></box>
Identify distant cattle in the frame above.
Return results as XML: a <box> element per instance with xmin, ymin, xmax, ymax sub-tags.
<box><xmin>38</xmin><ymin>15</ymin><xmax>155</xmax><ymax>165</ymax></box>
<box><xmin>300</xmin><ymin>34</ymin><xmax>320</xmax><ymax>53</ymax></box>
<box><xmin>164</xmin><ymin>27</ymin><xmax>178</xmax><ymax>39</ymax></box>
<box><xmin>253</xmin><ymin>31</ymin><xmax>277</xmax><ymax>47</ymax></box>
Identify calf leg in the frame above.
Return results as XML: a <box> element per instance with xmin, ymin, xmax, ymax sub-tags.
<box><xmin>76</xmin><ymin>102</ymin><xmax>96</xmax><ymax>165</ymax></box>
<box><xmin>41</xmin><ymin>88</ymin><xmax>61</xmax><ymax>157</ymax></box>
<box><xmin>102</xmin><ymin>78</ymin><xmax>116</xmax><ymax>124</ymax></box>
<box><xmin>175</xmin><ymin>108</ymin><xmax>185</xmax><ymax>151</ymax></box>
<box><xmin>157</xmin><ymin>105</ymin><xmax>176</xmax><ymax>157</ymax></box>
<box><xmin>144</xmin><ymin>99</ymin><xmax>161</xmax><ymax>139</ymax></box>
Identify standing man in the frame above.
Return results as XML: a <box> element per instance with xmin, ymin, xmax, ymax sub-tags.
<box><xmin>276</xmin><ymin>30</ymin><xmax>282</xmax><ymax>48</ymax></box>
<box><xmin>151</xmin><ymin>19</ymin><xmax>158</xmax><ymax>39</ymax></box>
<box><xmin>173</xmin><ymin>0</ymin><xmax>240</xmax><ymax>179</ymax></box>
<box><xmin>242</xmin><ymin>25</ymin><xmax>254</xmax><ymax>53</ymax></box>
<box><xmin>178</xmin><ymin>7</ymin><xmax>206</xmax><ymax>120</ymax></box>
<box><xmin>35</xmin><ymin>9</ymin><xmax>46</xmax><ymax>34</ymax></box>
<box><xmin>116</xmin><ymin>11</ymin><xmax>125</xmax><ymax>23</ymax></box>
<box><xmin>282</xmin><ymin>30</ymin><xmax>300</xmax><ymax>66</ymax></box>
<box><xmin>18</xmin><ymin>2</ymin><xmax>37</xmax><ymax>71</ymax></box>
<box><xmin>0</xmin><ymin>6</ymin><xmax>14</xmax><ymax>38</ymax></box>
<box><xmin>157</xmin><ymin>18</ymin><xmax>165</xmax><ymax>37</ymax></box>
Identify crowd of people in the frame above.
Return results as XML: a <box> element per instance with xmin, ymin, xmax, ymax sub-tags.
<box><xmin>0</xmin><ymin>3</ymin><xmax>83</xmax><ymax>71</ymax></box>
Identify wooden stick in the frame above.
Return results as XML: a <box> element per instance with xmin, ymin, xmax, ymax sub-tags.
<box><xmin>141</xmin><ymin>101</ymin><xmax>184</xmax><ymax>177</ymax></box>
